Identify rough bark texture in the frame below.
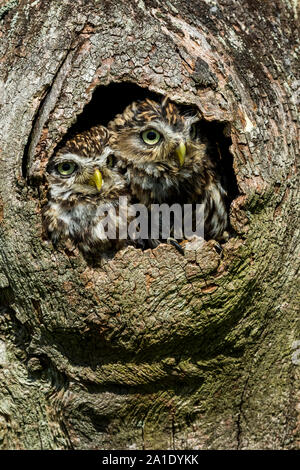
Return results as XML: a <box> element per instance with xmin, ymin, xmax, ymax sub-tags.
<box><xmin>0</xmin><ymin>0</ymin><xmax>299</xmax><ymax>450</ymax></box>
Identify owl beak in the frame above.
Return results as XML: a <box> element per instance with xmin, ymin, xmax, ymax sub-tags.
<box><xmin>88</xmin><ymin>169</ymin><xmax>103</xmax><ymax>191</ymax></box>
<box><xmin>176</xmin><ymin>142</ymin><xmax>186</xmax><ymax>166</ymax></box>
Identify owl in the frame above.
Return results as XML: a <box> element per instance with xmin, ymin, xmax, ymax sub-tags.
<box><xmin>43</xmin><ymin>125</ymin><xmax>131</xmax><ymax>256</ymax></box>
<box><xmin>108</xmin><ymin>96</ymin><xmax>228</xmax><ymax>243</ymax></box>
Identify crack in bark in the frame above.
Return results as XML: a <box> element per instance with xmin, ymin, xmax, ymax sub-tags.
<box><xmin>21</xmin><ymin>83</ymin><xmax>50</xmax><ymax>179</ymax></box>
<box><xmin>22</xmin><ymin>47</ymin><xmax>75</xmax><ymax>181</ymax></box>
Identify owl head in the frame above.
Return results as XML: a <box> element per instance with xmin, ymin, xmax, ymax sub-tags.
<box><xmin>107</xmin><ymin>97</ymin><xmax>213</xmax><ymax>206</ymax></box>
<box><xmin>43</xmin><ymin>125</ymin><xmax>128</xmax><ymax>252</ymax></box>
<box><xmin>45</xmin><ymin>126</ymin><xmax>124</xmax><ymax>202</ymax></box>
<box><xmin>108</xmin><ymin>96</ymin><xmax>206</xmax><ymax>169</ymax></box>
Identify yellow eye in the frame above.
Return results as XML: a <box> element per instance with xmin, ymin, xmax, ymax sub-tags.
<box><xmin>57</xmin><ymin>162</ymin><xmax>77</xmax><ymax>175</ymax></box>
<box><xmin>190</xmin><ymin>124</ymin><xmax>197</xmax><ymax>140</ymax></box>
<box><xmin>141</xmin><ymin>129</ymin><xmax>161</xmax><ymax>145</ymax></box>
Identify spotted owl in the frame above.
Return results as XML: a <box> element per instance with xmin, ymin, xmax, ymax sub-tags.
<box><xmin>108</xmin><ymin>96</ymin><xmax>228</xmax><ymax>242</ymax></box>
<box><xmin>43</xmin><ymin>125</ymin><xmax>131</xmax><ymax>255</ymax></box>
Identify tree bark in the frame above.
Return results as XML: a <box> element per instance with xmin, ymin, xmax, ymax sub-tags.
<box><xmin>0</xmin><ymin>0</ymin><xmax>299</xmax><ymax>450</ymax></box>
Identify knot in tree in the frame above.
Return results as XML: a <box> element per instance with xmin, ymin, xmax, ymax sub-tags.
<box><xmin>0</xmin><ymin>0</ymin><xmax>299</xmax><ymax>450</ymax></box>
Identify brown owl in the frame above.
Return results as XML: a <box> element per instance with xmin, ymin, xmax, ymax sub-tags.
<box><xmin>108</xmin><ymin>96</ymin><xmax>228</xmax><ymax>243</ymax></box>
<box><xmin>43</xmin><ymin>125</ymin><xmax>131</xmax><ymax>256</ymax></box>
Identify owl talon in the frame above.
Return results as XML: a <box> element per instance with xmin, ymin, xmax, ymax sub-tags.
<box><xmin>167</xmin><ymin>237</ymin><xmax>185</xmax><ymax>255</ymax></box>
<box><xmin>206</xmin><ymin>238</ymin><xmax>226</xmax><ymax>255</ymax></box>
<box><xmin>213</xmin><ymin>242</ymin><xmax>222</xmax><ymax>254</ymax></box>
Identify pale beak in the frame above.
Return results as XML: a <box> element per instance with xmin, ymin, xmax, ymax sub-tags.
<box><xmin>175</xmin><ymin>142</ymin><xmax>186</xmax><ymax>166</ymax></box>
<box><xmin>88</xmin><ymin>169</ymin><xmax>103</xmax><ymax>191</ymax></box>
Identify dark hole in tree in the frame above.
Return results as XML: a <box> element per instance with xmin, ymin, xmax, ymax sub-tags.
<box><xmin>62</xmin><ymin>81</ymin><xmax>238</xmax><ymax>207</ymax></box>
<box><xmin>50</xmin><ymin>81</ymin><xmax>238</xmax><ymax>248</ymax></box>
<box><xmin>196</xmin><ymin>119</ymin><xmax>239</xmax><ymax>208</ymax></box>
<box><xmin>69</xmin><ymin>82</ymin><xmax>162</xmax><ymax>134</ymax></box>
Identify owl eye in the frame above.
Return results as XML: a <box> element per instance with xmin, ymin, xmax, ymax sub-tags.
<box><xmin>107</xmin><ymin>155</ymin><xmax>117</xmax><ymax>168</ymax></box>
<box><xmin>57</xmin><ymin>162</ymin><xmax>77</xmax><ymax>176</ymax></box>
<box><xmin>190</xmin><ymin>124</ymin><xmax>197</xmax><ymax>140</ymax></box>
<box><xmin>141</xmin><ymin>129</ymin><xmax>161</xmax><ymax>145</ymax></box>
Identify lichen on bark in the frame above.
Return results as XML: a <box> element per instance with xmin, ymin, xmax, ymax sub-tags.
<box><xmin>0</xmin><ymin>0</ymin><xmax>299</xmax><ymax>450</ymax></box>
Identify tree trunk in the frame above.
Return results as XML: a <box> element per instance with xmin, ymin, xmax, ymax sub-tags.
<box><xmin>0</xmin><ymin>0</ymin><xmax>299</xmax><ymax>450</ymax></box>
